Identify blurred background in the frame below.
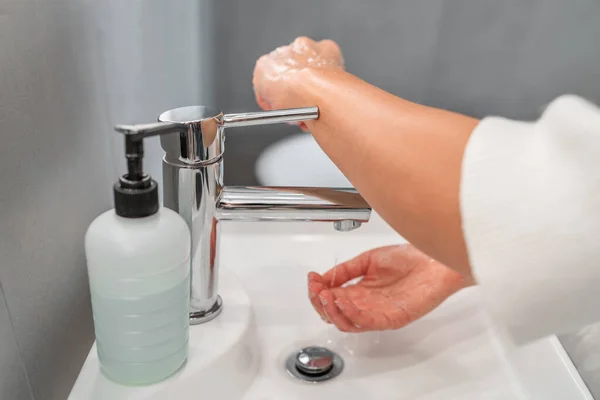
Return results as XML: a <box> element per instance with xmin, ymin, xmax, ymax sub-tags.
<box><xmin>1</xmin><ymin>0</ymin><xmax>600</xmax><ymax>399</ymax></box>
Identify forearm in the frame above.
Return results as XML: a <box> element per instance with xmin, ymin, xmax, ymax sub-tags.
<box><xmin>286</xmin><ymin>68</ymin><xmax>479</xmax><ymax>276</ymax></box>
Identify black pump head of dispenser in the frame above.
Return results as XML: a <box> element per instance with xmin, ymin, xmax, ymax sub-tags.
<box><xmin>113</xmin><ymin>121</ymin><xmax>188</xmax><ymax>218</ymax></box>
<box><xmin>113</xmin><ymin>136</ymin><xmax>159</xmax><ymax>218</ymax></box>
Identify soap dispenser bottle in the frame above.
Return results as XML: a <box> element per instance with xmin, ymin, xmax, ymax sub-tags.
<box><xmin>85</xmin><ymin>122</ymin><xmax>191</xmax><ymax>385</ymax></box>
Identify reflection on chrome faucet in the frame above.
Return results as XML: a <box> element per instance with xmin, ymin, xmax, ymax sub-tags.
<box><xmin>154</xmin><ymin>105</ymin><xmax>372</xmax><ymax>324</ymax></box>
<box><xmin>217</xmin><ymin>186</ymin><xmax>370</xmax><ymax>224</ymax></box>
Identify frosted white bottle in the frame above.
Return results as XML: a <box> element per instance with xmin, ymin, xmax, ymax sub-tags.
<box><xmin>85</xmin><ymin>172</ymin><xmax>191</xmax><ymax>385</ymax></box>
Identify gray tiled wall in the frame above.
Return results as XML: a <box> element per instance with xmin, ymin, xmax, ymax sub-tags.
<box><xmin>0</xmin><ymin>2</ymin><xmax>105</xmax><ymax>398</ymax></box>
<box><xmin>0</xmin><ymin>0</ymin><xmax>209</xmax><ymax>399</ymax></box>
<box><xmin>0</xmin><ymin>285</ymin><xmax>32</xmax><ymax>400</ymax></box>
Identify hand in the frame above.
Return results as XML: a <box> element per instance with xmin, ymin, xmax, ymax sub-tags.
<box><xmin>253</xmin><ymin>36</ymin><xmax>344</xmax><ymax>129</ymax></box>
<box><xmin>307</xmin><ymin>244</ymin><xmax>473</xmax><ymax>332</ymax></box>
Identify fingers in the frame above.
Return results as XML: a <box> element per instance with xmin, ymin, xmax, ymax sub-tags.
<box><xmin>334</xmin><ymin>296</ymin><xmax>369</xmax><ymax>327</ymax></box>
<box><xmin>307</xmin><ymin>272</ymin><xmax>330</xmax><ymax>323</ymax></box>
<box><xmin>318</xmin><ymin>39</ymin><xmax>341</xmax><ymax>54</ymax></box>
<box><xmin>339</xmin><ymin>295</ymin><xmax>411</xmax><ymax>331</ymax></box>
<box><xmin>291</xmin><ymin>36</ymin><xmax>317</xmax><ymax>52</ymax></box>
<box><xmin>319</xmin><ymin>290</ymin><xmax>359</xmax><ymax>332</ymax></box>
<box><xmin>252</xmin><ymin>56</ymin><xmax>270</xmax><ymax>110</ymax></box>
<box><xmin>255</xmin><ymin>93</ymin><xmax>271</xmax><ymax>111</ymax></box>
<box><xmin>291</xmin><ymin>37</ymin><xmax>343</xmax><ymax>67</ymax></box>
<box><xmin>332</xmin><ymin>296</ymin><xmax>375</xmax><ymax>331</ymax></box>
<box><xmin>322</xmin><ymin>250</ymin><xmax>372</xmax><ymax>288</ymax></box>
<box><xmin>317</xmin><ymin>39</ymin><xmax>344</xmax><ymax>67</ymax></box>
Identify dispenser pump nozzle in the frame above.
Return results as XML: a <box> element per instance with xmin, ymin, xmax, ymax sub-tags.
<box><xmin>124</xmin><ymin>137</ymin><xmax>145</xmax><ymax>183</ymax></box>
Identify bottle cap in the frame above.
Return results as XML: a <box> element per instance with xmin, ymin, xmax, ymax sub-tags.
<box><xmin>114</xmin><ymin>174</ymin><xmax>159</xmax><ymax>218</ymax></box>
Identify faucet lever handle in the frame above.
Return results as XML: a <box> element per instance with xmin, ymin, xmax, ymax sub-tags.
<box><xmin>114</xmin><ymin>121</ymin><xmax>188</xmax><ymax>140</ymax></box>
<box><xmin>222</xmin><ymin>106</ymin><xmax>319</xmax><ymax>128</ymax></box>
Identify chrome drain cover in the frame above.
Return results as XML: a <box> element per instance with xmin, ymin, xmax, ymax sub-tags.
<box><xmin>285</xmin><ymin>346</ymin><xmax>344</xmax><ymax>382</ymax></box>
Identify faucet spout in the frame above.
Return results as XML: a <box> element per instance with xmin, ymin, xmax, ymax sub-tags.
<box><xmin>216</xmin><ymin>187</ymin><xmax>371</xmax><ymax>224</ymax></box>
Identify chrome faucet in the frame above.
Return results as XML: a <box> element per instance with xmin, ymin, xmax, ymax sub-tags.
<box><xmin>115</xmin><ymin>106</ymin><xmax>371</xmax><ymax>325</ymax></box>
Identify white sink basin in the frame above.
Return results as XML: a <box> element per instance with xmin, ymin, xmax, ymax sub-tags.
<box><xmin>70</xmin><ymin>214</ymin><xmax>592</xmax><ymax>400</ymax></box>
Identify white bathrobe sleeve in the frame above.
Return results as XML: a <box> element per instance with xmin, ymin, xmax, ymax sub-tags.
<box><xmin>460</xmin><ymin>95</ymin><xmax>600</xmax><ymax>345</ymax></box>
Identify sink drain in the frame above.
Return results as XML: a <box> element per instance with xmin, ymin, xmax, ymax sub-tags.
<box><xmin>285</xmin><ymin>346</ymin><xmax>344</xmax><ymax>382</ymax></box>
